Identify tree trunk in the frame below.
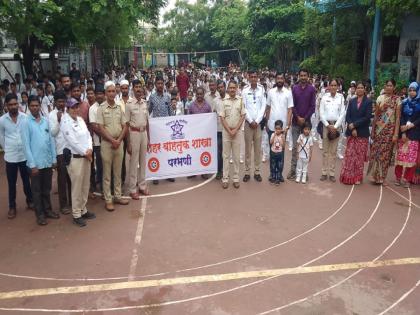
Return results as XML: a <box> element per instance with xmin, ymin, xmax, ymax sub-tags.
<box><xmin>20</xmin><ymin>36</ymin><xmax>36</xmax><ymax>75</ymax></box>
<box><xmin>50</xmin><ymin>45</ymin><xmax>58</xmax><ymax>73</ymax></box>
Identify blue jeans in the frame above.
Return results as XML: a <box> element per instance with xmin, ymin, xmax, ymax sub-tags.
<box><xmin>270</xmin><ymin>151</ymin><xmax>284</xmax><ymax>181</ymax></box>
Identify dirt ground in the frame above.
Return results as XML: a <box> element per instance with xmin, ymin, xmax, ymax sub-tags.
<box><xmin>0</xmin><ymin>145</ymin><xmax>419</xmax><ymax>315</ymax></box>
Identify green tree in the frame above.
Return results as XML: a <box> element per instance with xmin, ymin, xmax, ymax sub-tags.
<box><xmin>211</xmin><ymin>0</ymin><xmax>248</xmax><ymax>49</ymax></box>
<box><xmin>155</xmin><ymin>0</ymin><xmax>219</xmax><ymax>52</ymax></box>
<box><xmin>0</xmin><ymin>0</ymin><xmax>165</xmax><ymax>75</ymax></box>
<box><xmin>376</xmin><ymin>0</ymin><xmax>420</xmax><ymax>35</ymax></box>
<box><xmin>246</xmin><ymin>0</ymin><xmax>306</xmax><ymax>70</ymax></box>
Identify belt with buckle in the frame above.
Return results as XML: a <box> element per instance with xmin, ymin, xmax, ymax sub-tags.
<box><xmin>73</xmin><ymin>154</ymin><xmax>84</xmax><ymax>159</ymax></box>
<box><xmin>130</xmin><ymin>126</ymin><xmax>146</xmax><ymax>132</ymax></box>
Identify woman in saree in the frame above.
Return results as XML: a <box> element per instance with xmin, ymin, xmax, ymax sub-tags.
<box><xmin>395</xmin><ymin>82</ymin><xmax>420</xmax><ymax>187</ymax></box>
<box><xmin>340</xmin><ymin>82</ymin><xmax>372</xmax><ymax>185</ymax></box>
<box><xmin>367</xmin><ymin>79</ymin><xmax>401</xmax><ymax>185</ymax></box>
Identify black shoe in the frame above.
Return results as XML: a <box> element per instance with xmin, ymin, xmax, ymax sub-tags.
<box><xmin>27</xmin><ymin>202</ymin><xmax>35</xmax><ymax>210</ymax></box>
<box><xmin>153</xmin><ymin>180</ymin><xmax>159</xmax><ymax>185</ymax></box>
<box><xmin>329</xmin><ymin>176</ymin><xmax>336</xmax><ymax>183</ymax></box>
<box><xmin>269</xmin><ymin>178</ymin><xmax>276</xmax><ymax>185</ymax></box>
<box><xmin>187</xmin><ymin>175</ymin><xmax>196</xmax><ymax>179</ymax></box>
<box><xmin>243</xmin><ymin>175</ymin><xmax>251</xmax><ymax>182</ymax></box>
<box><xmin>73</xmin><ymin>217</ymin><xmax>86</xmax><ymax>227</ymax></box>
<box><xmin>287</xmin><ymin>172</ymin><xmax>296</xmax><ymax>180</ymax></box>
<box><xmin>320</xmin><ymin>175</ymin><xmax>328</xmax><ymax>181</ymax></box>
<box><xmin>45</xmin><ymin>211</ymin><xmax>60</xmax><ymax>219</ymax></box>
<box><xmin>167</xmin><ymin>178</ymin><xmax>175</xmax><ymax>182</ymax></box>
<box><xmin>37</xmin><ymin>217</ymin><xmax>48</xmax><ymax>226</ymax></box>
<box><xmin>8</xmin><ymin>208</ymin><xmax>16</xmax><ymax>219</ymax></box>
<box><xmin>275</xmin><ymin>180</ymin><xmax>281</xmax><ymax>186</ymax></box>
<box><xmin>82</xmin><ymin>211</ymin><xmax>96</xmax><ymax>220</ymax></box>
<box><xmin>254</xmin><ymin>174</ymin><xmax>262</xmax><ymax>182</ymax></box>
<box><xmin>279</xmin><ymin>176</ymin><xmax>285</xmax><ymax>183</ymax></box>
<box><xmin>60</xmin><ymin>206</ymin><xmax>71</xmax><ymax>215</ymax></box>
<box><xmin>216</xmin><ymin>173</ymin><xmax>222</xmax><ymax>180</ymax></box>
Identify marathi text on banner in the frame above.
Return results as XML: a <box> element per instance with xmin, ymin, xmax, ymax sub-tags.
<box><xmin>146</xmin><ymin>113</ymin><xmax>217</xmax><ymax>179</ymax></box>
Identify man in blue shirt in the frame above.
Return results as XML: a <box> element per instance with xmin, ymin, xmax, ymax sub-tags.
<box><xmin>21</xmin><ymin>95</ymin><xmax>59</xmax><ymax>226</ymax></box>
<box><xmin>148</xmin><ymin>76</ymin><xmax>175</xmax><ymax>185</ymax></box>
<box><xmin>0</xmin><ymin>93</ymin><xmax>34</xmax><ymax>219</ymax></box>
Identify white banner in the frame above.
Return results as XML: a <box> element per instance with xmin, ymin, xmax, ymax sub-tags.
<box><xmin>146</xmin><ymin>113</ymin><xmax>217</xmax><ymax>180</ymax></box>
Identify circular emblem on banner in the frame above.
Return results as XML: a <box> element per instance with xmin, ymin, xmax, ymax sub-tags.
<box><xmin>200</xmin><ymin>152</ymin><xmax>212</xmax><ymax>167</ymax></box>
<box><xmin>148</xmin><ymin>157</ymin><xmax>160</xmax><ymax>173</ymax></box>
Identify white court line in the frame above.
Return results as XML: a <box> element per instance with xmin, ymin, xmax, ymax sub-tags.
<box><xmin>128</xmin><ymin>198</ymin><xmax>147</xmax><ymax>281</ymax></box>
<box><xmin>0</xmin><ymin>185</ymin><xmax>354</xmax><ymax>282</ymax></box>
<box><xmin>385</xmin><ymin>185</ymin><xmax>420</xmax><ymax>209</ymax></box>
<box><xmin>377</xmin><ymin>279</ymin><xmax>420</xmax><ymax>315</ymax></box>
<box><xmin>257</xmin><ymin>186</ymin><xmax>412</xmax><ymax>314</ymax></box>
<box><xmin>0</xmin><ymin>186</ymin><xmax>378</xmax><ymax>312</ymax></box>
<box><xmin>142</xmin><ymin>174</ymin><xmax>216</xmax><ymax>198</ymax></box>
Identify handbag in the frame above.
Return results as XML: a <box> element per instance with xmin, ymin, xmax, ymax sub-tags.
<box><xmin>318</xmin><ymin>121</ymin><xmax>340</xmax><ymax>140</ymax></box>
<box><xmin>317</xmin><ymin>121</ymin><xmax>323</xmax><ymax>139</ymax></box>
<box><xmin>327</xmin><ymin>129</ymin><xmax>340</xmax><ymax>140</ymax></box>
<box><xmin>63</xmin><ymin>148</ymin><xmax>72</xmax><ymax>166</ymax></box>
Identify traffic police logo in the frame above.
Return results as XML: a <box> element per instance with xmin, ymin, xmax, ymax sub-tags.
<box><xmin>200</xmin><ymin>152</ymin><xmax>211</xmax><ymax>167</ymax></box>
<box><xmin>148</xmin><ymin>157</ymin><xmax>160</xmax><ymax>173</ymax></box>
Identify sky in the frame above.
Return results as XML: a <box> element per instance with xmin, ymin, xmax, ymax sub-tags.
<box><xmin>159</xmin><ymin>0</ymin><xmax>196</xmax><ymax>23</ymax></box>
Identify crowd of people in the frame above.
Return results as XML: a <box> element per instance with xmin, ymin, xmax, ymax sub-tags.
<box><xmin>0</xmin><ymin>62</ymin><xmax>419</xmax><ymax>227</ymax></box>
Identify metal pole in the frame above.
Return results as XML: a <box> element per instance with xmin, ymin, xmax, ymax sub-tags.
<box><xmin>370</xmin><ymin>7</ymin><xmax>381</xmax><ymax>87</ymax></box>
<box><xmin>417</xmin><ymin>40</ymin><xmax>420</xmax><ymax>82</ymax></box>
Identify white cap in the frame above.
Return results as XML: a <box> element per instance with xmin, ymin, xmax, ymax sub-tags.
<box><xmin>350</xmin><ymin>80</ymin><xmax>356</xmax><ymax>85</ymax></box>
<box><xmin>104</xmin><ymin>81</ymin><xmax>115</xmax><ymax>90</ymax></box>
<box><xmin>120</xmin><ymin>79</ymin><xmax>129</xmax><ymax>86</ymax></box>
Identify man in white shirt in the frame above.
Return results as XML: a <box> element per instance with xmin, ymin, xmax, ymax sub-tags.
<box><xmin>204</xmin><ymin>79</ymin><xmax>219</xmax><ymax>112</ymax></box>
<box><xmin>88</xmin><ymin>86</ymin><xmax>105</xmax><ymax>194</ymax></box>
<box><xmin>215</xmin><ymin>80</ymin><xmax>226</xmax><ymax>179</ymax></box>
<box><xmin>266</xmin><ymin>74</ymin><xmax>294</xmax><ymax>181</ymax></box>
<box><xmin>319</xmin><ymin>79</ymin><xmax>345</xmax><ymax>182</ymax></box>
<box><xmin>22</xmin><ymin>78</ymin><xmax>37</xmax><ymax>97</ymax></box>
<box><xmin>49</xmin><ymin>91</ymin><xmax>71</xmax><ymax>215</ymax></box>
<box><xmin>242</xmin><ymin>70</ymin><xmax>266</xmax><ymax>182</ymax></box>
<box><xmin>117</xmin><ymin>80</ymin><xmax>132</xmax><ymax>185</ymax></box>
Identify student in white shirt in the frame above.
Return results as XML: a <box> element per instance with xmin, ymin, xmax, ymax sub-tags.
<box><xmin>42</xmin><ymin>83</ymin><xmax>54</xmax><ymax>115</ymax></box>
<box><xmin>88</xmin><ymin>86</ymin><xmax>105</xmax><ymax>194</ymax></box>
<box><xmin>319</xmin><ymin>79</ymin><xmax>345</xmax><ymax>182</ymax></box>
<box><xmin>296</xmin><ymin>121</ymin><xmax>314</xmax><ymax>184</ymax></box>
<box><xmin>49</xmin><ymin>91</ymin><xmax>71</xmax><ymax>215</ymax></box>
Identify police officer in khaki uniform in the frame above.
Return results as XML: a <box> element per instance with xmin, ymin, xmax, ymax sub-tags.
<box><xmin>126</xmin><ymin>80</ymin><xmax>150</xmax><ymax>200</ymax></box>
<box><xmin>96</xmin><ymin>81</ymin><xmax>129</xmax><ymax>211</ymax></box>
<box><xmin>219</xmin><ymin>81</ymin><xmax>246</xmax><ymax>189</ymax></box>
<box><xmin>61</xmin><ymin>98</ymin><xmax>96</xmax><ymax>227</ymax></box>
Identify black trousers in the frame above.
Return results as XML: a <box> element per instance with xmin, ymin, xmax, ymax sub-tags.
<box><xmin>90</xmin><ymin>146</ymin><xmax>103</xmax><ymax>192</ymax></box>
<box><xmin>6</xmin><ymin>161</ymin><xmax>32</xmax><ymax>209</ymax></box>
<box><xmin>30</xmin><ymin>168</ymin><xmax>53</xmax><ymax>219</ymax></box>
<box><xmin>56</xmin><ymin>155</ymin><xmax>71</xmax><ymax>209</ymax></box>
<box><xmin>217</xmin><ymin>132</ymin><xmax>223</xmax><ymax>174</ymax></box>
<box><xmin>121</xmin><ymin>139</ymin><xmax>127</xmax><ymax>184</ymax></box>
